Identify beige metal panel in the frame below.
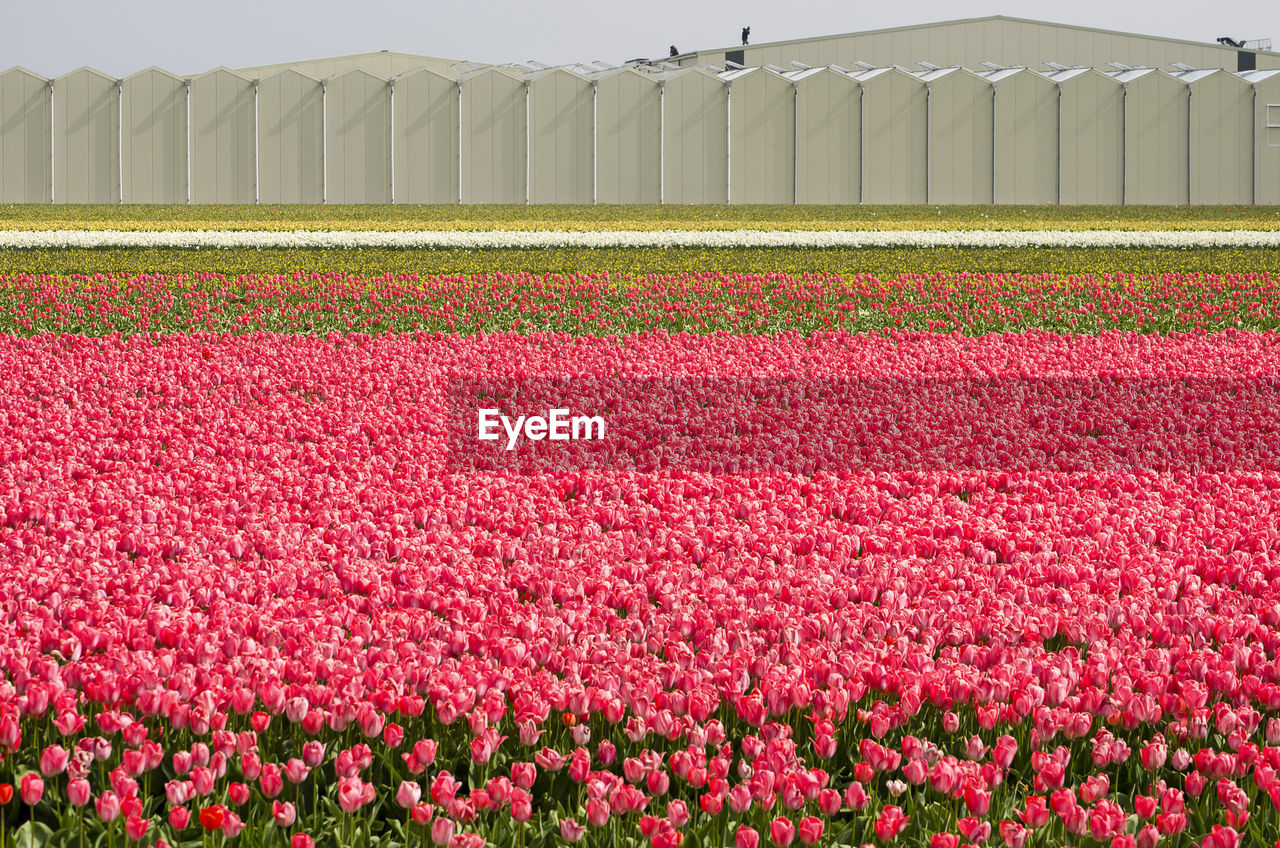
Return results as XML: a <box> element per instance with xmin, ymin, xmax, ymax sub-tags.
<box><xmin>858</xmin><ymin>67</ymin><xmax>926</xmax><ymax>204</ymax></box>
<box><xmin>594</xmin><ymin>68</ymin><xmax>660</xmax><ymax>204</ymax></box>
<box><xmin>989</xmin><ymin>69</ymin><xmax>1057</xmax><ymax>204</ymax></box>
<box><xmin>460</xmin><ymin>67</ymin><xmax>525</xmax><ymax>204</ymax></box>
<box><xmin>236</xmin><ymin>53</ymin><xmax>466</xmax><ymax>82</ymax></box>
<box><xmin>53</xmin><ymin>67</ymin><xmax>118</xmax><ymax>204</ymax></box>
<box><xmin>1055</xmin><ymin>69</ymin><xmax>1123</xmax><ymax>205</ymax></box>
<box><xmin>325</xmin><ymin>69</ymin><xmax>390</xmax><ymax>204</ymax></box>
<box><xmin>1184</xmin><ymin>71</ymin><xmax>1253</xmax><ymax>205</ymax></box>
<box><xmin>121</xmin><ymin>68</ymin><xmax>187</xmax><ymax>204</ymax></box>
<box><xmin>528</xmin><ymin>68</ymin><xmax>592</xmax><ymax>204</ymax></box>
<box><xmin>1253</xmin><ymin>73</ymin><xmax>1280</xmax><ymax>205</ymax></box>
<box><xmin>0</xmin><ymin>67</ymin><xmax>51</xmax><ymax>203</ymax></box>
<box><xmin>794</xmin><ymin>68</ymin><xmax>860</xmax><ymax>204</ymax></box>
<box><xmin>392</xmin><ymin>68</ymin><xmax>458</xmax><ymax>204</ymax></box>
<box><xmin>924</xmin><ymin>68</ymin><xmax>993</xmax><ymax>204</ymax></box>
<box><xmin>189</xmin><ymin>68</ymin><xmax>254</xmax><ymax>204</ymax></box>
<box><xmin>662</xmin><ymin>68</ymin><xmax>728</xmax><ymax>204</ymax></box>
<box><xmin>1116</xmin><ymin>70</ymin><xmax>1188</xmax><ymax>205</ymax></box>
<box><xmin>728</xmin><ymin>68</ymin><xmax>794</xmax><ymax>204</ymax></box>
<box><xmin>257</xmin><ymin>70</ymin><xmax>323</xmax><ymax>204</ymax></box>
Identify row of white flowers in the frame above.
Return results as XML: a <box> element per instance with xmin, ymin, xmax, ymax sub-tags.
<box><xmin>4</xmin><ymin>228</ymin><xmax>1280</xmax><ymax>250</ymax></box>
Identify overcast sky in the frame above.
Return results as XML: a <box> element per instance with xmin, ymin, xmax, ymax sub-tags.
<box><xmin>3</xmin><ymin>0</ymin><xmax>1276</xmax><ymax>78</ymax></box>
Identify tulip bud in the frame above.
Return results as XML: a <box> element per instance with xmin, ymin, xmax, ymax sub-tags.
<box><xmin>560</xmin><ymin>818</ymin><xmax>586</xmax><ymax>843</ymax></box>
<box><xmin>273</xmin><ymin>800</ymin><xmax>297</xmax><ymax>827</ymax></box>
<box><xmin>168</xmin><ymin>806</ymin><xmax>190</xmax><ymax>831</ymax></box>
<box><xmin>396</xmin><ymin>781</ymin><xmax>422</xmax><ymax>809</ymax></box>
<box><xmin>20</xmin><ymin>773</ymin><xmax>44</xmax><ymax>806</ymax></box>
<box><xmin>67</xmin><ymin>779</ymin><xmax>91</xmax><ymax>807</ymax></box>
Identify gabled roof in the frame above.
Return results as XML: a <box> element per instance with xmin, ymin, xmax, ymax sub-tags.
<box><xmin>191</xmin><ymin>66</ymin><xmax>254</xmax><ymax>83</ymax></box>
<box><xmin>0</xmin><ymin>66</ymin><xmax>53</xmax><ymax>83</ymax></box>
<box><xmin>54</xmin><ymin>66</ymin><xmax>118</xmax><ymax>83</ymax></box>
<box><xmin>233</xmin><ymin>50</ymin><xmax>467</xmax><ymax>75</ymax></box>
<box><xmin>688</xmin><ymin>15</ymin><xmax>1275</xmax><ymax>58</ymax></box>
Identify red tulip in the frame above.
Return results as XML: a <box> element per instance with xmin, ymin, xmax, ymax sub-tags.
<box><xmin>125</xmin><ymin>815</ymin><xmax>149</xmax><ymax>841</ymax></box>
<box><xmin>199</xmin><ymin>805</ymin><xmax>225</xmax><ymax>831</ymax></box>
<box><xmin>797</xmin><ymin>817</ymin><xmax>823</xmax><ymax>846</ymax></box>
<box><xmin>770</xmin><ymin>816</ymin><xmax>795</xmax><ymax>847</ymax></box>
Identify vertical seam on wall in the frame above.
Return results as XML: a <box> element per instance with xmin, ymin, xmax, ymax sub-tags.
<box><xmin>253</xmin><ymin>80</ymin><xmax>260</xmax><ymax>205</ymax></box>
<box><xmin>117</xmin><ymin>79</ymin><xmax>123</xmax><ymax>205</ymax></box>
<box><xmin>1121</xmin><ymin>83</ymin><xmax>1127</xmax><ymax>206</ymax></box>
<box><xmin>1187</xmin><ymin>86</ymin><xmax>1193</xmax><ymax>205</ymax></box>
<box><xmin>321</xmin><ymin>79</ymin><xmax>327</xmax><ymax>205</ymax></box>
<box><xmin>186</xmin><ymin>80</ymin><xmax>192</xmax><ymax>205</ymax></box>
<box><xmin>858</xmin><ymin>83</ymin><xmax>864</xmax><ymax>204</ymax></box>
<box><xmin>592</xmin><ymin>79</ymin><xmax>598</xmax><ymax>205</ymax></box>
<box><xmin>792</xmin><ymin>83</ymin><xmax>798</xmax><ymax>205</ymax></box>
<box><xmin>457</xmin><ymin>82</ymin><xmax>463</xmax><ymax>204</ymax></box>
<box><xmin>924</xmin><ymin>82</ymin><xmax>931</xmax><ymax>205</ymax></box>
<box><xmin>525</xmin><ymin>80</ymin><xmax>531</xmax><ymax>205</ymax></box>
<box><xmin>990</xmin><ymin>82</ymin><xmax>997</xmax><ymax>205</ymax></box>
<box><xmin>389</xmin><ymin>79</ymin><xmax>395</xmax><ymax>204</ymax></box>
<box><xmin>49</xmin><ymin>79</ymin><xmax>55</xmax><ymax>204</ymax></box>
<box><xmin>1056</xmin><ymin>82</ymin><xmax>1062</xmax><ymax>205</ymax></box>
<box><xmin>660</xmin><ymin>81</ymin><xmax>668</xmax><ymax>204</ymax></box>
<box><xmin>726</xmin><ymin>82</ymin><xmax>732</xmax><ymax>204</ymax></box>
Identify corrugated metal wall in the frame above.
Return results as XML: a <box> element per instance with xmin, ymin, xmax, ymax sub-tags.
<box><xmin>392</xmin><ymin>68</ymin><xmax>459</xmax><ymax>204</ymax></box>
<box><xmin>460</xmin><ymin>68</ymin><xmax>525</xmax><ymax>204</ymax></box>
<box><xmin>8</xmin><ymin>54</ymin><xmax>1280</xmax><ymax>204</ymax></box>
<box><xmin>1251</xmin><ymin>72</ymin><xmax>1280</xmax><ymax>205</ymax></box>
<box><xmin>662</xmin><ymin>68</ymin><xmax>728</xmax><ymax>204</ymax></box>
<box><xmin>326</xmin><ymin>69</ymin><xmax>390</xmax><ymax>204</ymax></box>
<box><xmin>793</xmin><ymin>68</ymin><xmax>860</xmax><ymax>204</ymax></box>
<box><xmin>924</xmin><ymin>68</ymin><xmax>993</xmax><ymax>204</ymax></box>
<box><xmin>53</xmin><ymin>68</ymin><xmax>119</xmax><ymax>203</ymax></box>
<box><xmin>1181</xmin><ymin>70</ymin><xmax>1254</xmax><ymax>205</ymax></box>
<box><xmin>1116</xmin><ymin>69</ymin><xmax>1188</xmax><ymax>205</ymax></box>
<box><xmin>859</xmin><ymin>67</ymin><xmax>926</xmax><ymax>204</ymax></box>
<box><xmin>1054</xmin><ymin>68</ymin><xmax>1124</xmax><ymax>205</ymax></box>
<box><xmin>728</xmin><ymin>68</ymin><xmax>795</xmax><ymax>204</ymax></box>
<box><xmin>988</xmin><ymin>69</ymin><xmax>1057</xmax><ymax>204</ymax></box>
<box><xmin>528</xmin><ymin>69</ymin><xmax>593</xmax><ymax>204</ymax></box>
<box><xmin>257</xmin><ymin>70</ymin><xmax>323</xmax><ymax>204</ymax></box>
<box><xmin>121</xmin><ymin>68</ymin><xmax>187</xmax><ymax>204</ymax></box>
<box><xmin>0</xmin><ymin>68</ymin><xmax>51</xmax><ymax>203</ymax></box>
<box><xmin>190</xmin><ymin>68</ymin><xmax>255</xmax><ymax>204</ymax></box>
<box><xmin>594</xmin><ymin>68</ymin><xmax>660</xmax><ymax>204</ymax></box>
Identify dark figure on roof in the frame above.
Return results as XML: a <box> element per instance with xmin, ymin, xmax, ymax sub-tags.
<box><xmin>1217</xmin><ymin>36</ymin><xmax>1244</xmax><ymax>48</ymax></box>
<box><xmin>742</xmin><ymin>27</ymin><xmax>750</xmax><ymax>46</ymax></box>
<box><xmin>670</xmin><ymin>45</ymin><xmax>679</xmax><ymax>57</ymax></box>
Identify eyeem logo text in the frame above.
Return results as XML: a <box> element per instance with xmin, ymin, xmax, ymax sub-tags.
<box><xmin>477</xmin><ymin>408</ymin><xmax>607</xmax><ymax>451</ymax></box>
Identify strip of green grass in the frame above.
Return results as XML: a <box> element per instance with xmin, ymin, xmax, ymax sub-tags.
<box><xmin>2</xmin><ymin>245</ymin><xmax>1279</xmax><ymax>278</ymax></box>
<box><xmin>3</xmin><ymin>204</ymin><xmax>1280</xmax><ymax>232</ymax></box>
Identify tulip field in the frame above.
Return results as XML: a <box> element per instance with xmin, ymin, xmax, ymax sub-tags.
<box><xmin>3</xmin><ymin>208</ymin><xmax>1280</xmax><ymax>848</ymax></box>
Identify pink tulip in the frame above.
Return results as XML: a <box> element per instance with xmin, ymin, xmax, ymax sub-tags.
<box><xmin>429</xmin><ymin>817</ymin><xmax>454</xmax><ymax>846</ymax></box>
<box><xmin>770</xmin><ymin>816</ymin><xmax>795</xmax><ymax>847</ymax></box>
<box><xmin>169</xmin><ymin>806</ymin><xmax>191</xmax><ymax>830</ymax></box>
<box><xmin>96</xmin><ymin>791</ymin><xmax>121</xmax><ymax>823</ymax></box>
<box><xmin>19</xmin><ymin>774</ymin><xmax>43</xmax><ymax>806</ymax></box>
<box><xmin>67</xmin><ymin>779</ymin><xmax>91</xmax><ymax>807</ymax></box>
<box><xmin>797</xmin><ymin>817</ymin><xmax>823</xmax><ymax>846</ymax></box>
<box><xmin>273</xmin><ymin>800</ymin><xmax>296</xmax><ymax>827</ymax></box>
<box><xmin>559</xmin><ymin>818</ymin><xmax>585</xmax><ymax>843</ymax></box>
<box><xmin>396</xmin><ymin>781</ymin><xmax>422</xmax><ymax>808</ymax></box>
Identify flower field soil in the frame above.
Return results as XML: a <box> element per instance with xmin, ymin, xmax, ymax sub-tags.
<box><xmin>2</xmin><ymin>327</ymin><xmax>1280</xmax><ymax>848</ymax></box>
